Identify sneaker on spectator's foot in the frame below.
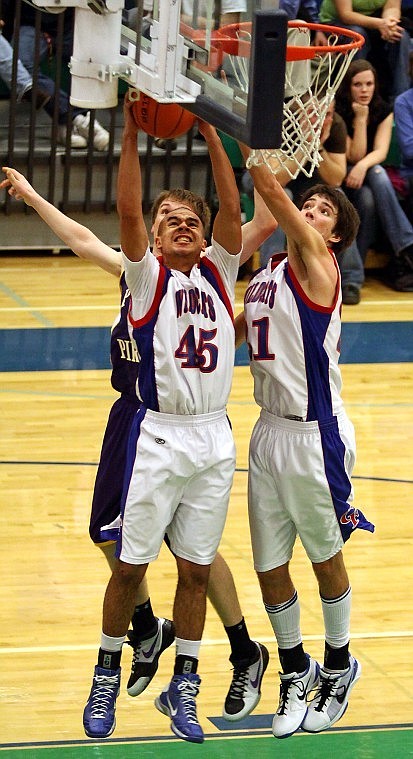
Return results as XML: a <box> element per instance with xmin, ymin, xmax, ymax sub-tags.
<box><xmin>342</xmin><ymin>284</ymin><xmax>361</xmax><ymax>305</ymax></box>
<box><xmin>73</xmin><ymin>112</ymin><xmax>110</xmax><ymax>151</ymax></box>
<box><xmin>155</xmin><ymin>673</ymin><xmax>204</xmax><ymax>743</ymax></box>
<box><xmin>302</xmin><ymin>655</ymin><xmax>361</xmax><ymax>733</ymax></box>
<box><xmin>222</xmin><ymin>642</ymin><xmax>269</xmax><ymax>721</ymax></box>
<box><xmin>21</xmin><ymin>86</ymin><xmax>51</xmax><ymax>110</ymax></box>
<box><xmin>272</xmin><ymin>655</ymin><xmax>320</xmax><ymax>739</ymax></box>
<box><xmin>126</xmin><ymin>617</ymin><xmax>175</xmax><ymax>696</ymax></box>
<box><xmin>154</xmin><ymin>137</ymin><xmax>178</xmax><ymax>150</ymax></box>
<box><xmin>83</xmin><ymin>665</ymin><xmax>121</xmax><ymax>739</ymax></box>
<box><xmin>57</xmin><ymin>124</ymin><xmax>87</xmax><ymax>149</ymax></box>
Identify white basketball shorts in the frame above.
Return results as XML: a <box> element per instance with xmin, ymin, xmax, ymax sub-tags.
<box><xmin>117</xmin><ymin>407</ymin><xmax>236</xmax><ymax>565</ymax></box>
<box><xmin>248</xmin><ymin>409</ymin><xmax>356</xmax><ymax>571</ymax></box>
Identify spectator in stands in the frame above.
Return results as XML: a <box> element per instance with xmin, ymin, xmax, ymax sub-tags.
<box><xmin>2</xmin><ymin>1</ymin><xmax>109</xmax><ymax>150</ymax></box>
<box><xmin>242</xmin><ymin>101</ymin><xmax>365</xmax><ymax>304</ymax></box>
<box><xmin>319</xmin><ymin>0</ymin><xmax>411</xmax><ymax>101</ymax></box>
<box><xmin>336</xmin><ymin>59</ymin><xmax>413</xmax><ymax>291</ymax></box>
<box><xmin>0</xmin><ymin>19</ymin><xmax>49</xmax><ymax>108</ymax></box>
<box><xmin>280</xmin><ymin>0</ymin><xmax>328</xmax><ymax>42</ymax></box>
<box><xmin>394</xmin><ymin>51</ymin><xmax>413</xmax><ymax>179</ymax></box>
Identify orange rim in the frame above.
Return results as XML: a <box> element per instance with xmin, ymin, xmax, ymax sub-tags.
<box><xmin>217</xmin><ymin>20</ymin><xmax>365</xmax><ymax>61</ymax></box>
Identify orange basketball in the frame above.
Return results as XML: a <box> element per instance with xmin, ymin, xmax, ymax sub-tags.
<box><xmin>131</xmin><ymin>94</ymin><xmax>196</xmax><ymax>139</ymax></box>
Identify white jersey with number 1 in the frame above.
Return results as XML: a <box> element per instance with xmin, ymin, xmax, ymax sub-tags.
<box><xmin>244</xmin><ymin>254</ymin><xmax>344</xmax><ymax>422</ymax></box>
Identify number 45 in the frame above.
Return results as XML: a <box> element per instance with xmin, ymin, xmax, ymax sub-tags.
<box><xmin>175</xmin><ymin>326</ymin><xmax>218</xmax><ymax>372</ymax></box>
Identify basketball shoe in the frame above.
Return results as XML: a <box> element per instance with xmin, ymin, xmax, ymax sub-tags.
<box><xmin>83</xmin><ymin>665</ymin><xmax>121</xmax><ymax>738</ymax></box>
<box><xmin>155</xmin><ymin>673</ymin><xmax>204</xmax><ymax>743</ymax></box>
<box><xmin>272</xmin><ymin>655</ymin><xmax>320</xmax><ymax>739</ymax></box>
<box><xmin>222</xmin><ymin>641</ymin><xmax>269</xmax><ymax>721</ymax></box>
<box><xmin>73</xmin><ymin>112</ymin><xmax>110</xmax><ymax>151</ymax></box>
<box><xmin>126</xmin><ymin>617</ymin><xmax>175</xmax><ymax>696</ymax></box>
<box><xmin>302</xmin><ymin>655</ymin><xmax>361</xmax><ymax>733</ymax></box>
<box><xmin>57</xmin><ymin>123</ymin><xmax>87</xmax><ymax>149</ymax></box>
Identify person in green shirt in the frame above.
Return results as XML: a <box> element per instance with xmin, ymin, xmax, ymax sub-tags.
<box><xmin>319</xmin><ymin>0</ymin><xmax>410</xmax><ymax>99</ymax></box>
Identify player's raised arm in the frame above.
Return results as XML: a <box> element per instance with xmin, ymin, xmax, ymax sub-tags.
<box><xmin>239</xmin><ymin>188</ymin><xmax>278</xmax><ymax>265</ymax></box>
<box><xmin>1</xmin><ymin>166</ymin><xmax>121</xmax><ymax>277</ymax></box>
<box><xmin>239</xmin><ymin>144</ymin><xmax>325</xmax><ymax>261</ymax></box>
<box><xmin>117</xmin><ymin>93</ymin><xmax>150</xmax><ymax>262</ymax></box>
<box><xmin>239</xmin><ymin>145</ymin><xmax>359</xmax><ymax>306</ymax></box>
<box><xmin>197</xmin><ymin>120</ymin><xmax>242</xmax><ymax>256</ymax></box>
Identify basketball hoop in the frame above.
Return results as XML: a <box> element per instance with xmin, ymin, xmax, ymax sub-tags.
<box><xmin>218</xmin><ymin>21</ymin><xmax>364</xmax><ymax>179</ymax></box>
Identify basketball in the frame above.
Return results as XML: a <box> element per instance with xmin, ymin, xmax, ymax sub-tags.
<box><xmin>131</xmin><ymin>94</ymin><xmax>196</xmax><ymax>139</ymax></box>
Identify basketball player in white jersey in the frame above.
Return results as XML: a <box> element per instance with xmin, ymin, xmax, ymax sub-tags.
<box><xmin>237</xmin><ymin>148</ymin><xmax>375</xmax><ymax>739</ymax></box>
<box><xmin>75</xmin><ymin>101</ymin><xmax>253</xmax><ymax>744</ymax></box>
<box><xmin>2</xmin><ymin>116</ymin><xmax>275</xmax><ymax>737</ymax></box>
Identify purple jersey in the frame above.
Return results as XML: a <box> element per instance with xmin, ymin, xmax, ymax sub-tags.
<box><xmin>110</xmin><ymin>272</ymin><xmax>140</xmax><ymax>400</ymax></box>
<box><xmin>89</xmin><ymin>272</ymin><xmax>140</xmax><ymax>544</ymax></box>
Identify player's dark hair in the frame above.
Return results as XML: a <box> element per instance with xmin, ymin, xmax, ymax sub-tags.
<box><xmin>151</xmin><ymin>189</ymin><xmax>211</xmax><ymax>235</ymax></box>
<box><xmin>299</xmin><ymin>184</ymin><xmax>360</xmax><ymax>254</ymax></box>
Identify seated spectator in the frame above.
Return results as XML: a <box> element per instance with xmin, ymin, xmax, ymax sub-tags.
<box><xmin>394</xmin><ymin>51</ymin><xmax>413</xmax><ymax>179</ymax></box>
<box><xmin>0</xmin><ymin>20</ymin><xmax>49</xmax><ymax>108</ymax></box>
<box><xmin>280</xmin><ymin>0</ymin><xmax>328</xmax><ymax>43</ymax></box>
<box><xmin>2</xmin><ymin>2</ymin><xmax>109</xmax><ymax>150</ymax></box>
<box><xmin>319</xmin><ymin>0</ymin><xmax>411</xmax><ymax>101</ymax></box>
<box><xmin>242</xmin><ymin>101</ymin><xmax>365</xmax><ymax>304</ymax></box>
<box><xmin>336</xmin><ymin>59</ymin><xmax>413</xmax><ymax>291</ymax></box>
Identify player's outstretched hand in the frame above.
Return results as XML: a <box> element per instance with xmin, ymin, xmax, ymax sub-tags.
<box><xmin>1</xmin><ymin>166</ymin><xmax>36</xmax><ymax>205</ymax></box>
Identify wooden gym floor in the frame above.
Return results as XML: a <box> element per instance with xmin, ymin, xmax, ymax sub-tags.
<box><xmin>1</xmin><ymin>253</ymin><xmax>413</xmax><ymax>758</ymax></box>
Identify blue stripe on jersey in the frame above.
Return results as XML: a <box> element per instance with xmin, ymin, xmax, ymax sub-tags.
<box><xmin>116</xmin><ymin>404</ymin><xmax>147</xmax><ymax>559</ymax></box>
<box><xmin>200</xmin><ymin>257</ymin><xmax>234</xmax><ymax>320</ymax></box>
<box><xmin>285</xmin><ymin>266</ymin><xmax>336</xmax><ymax>422</ymax></box>
<box><xmin>319</xmin><ymin>416</ymin><xmax>375</xmax><ymax>540</ymax></box>
<box><xmin>130</xmin><ymin>266</ymin><xmax>172</xmax><ymax>412</ymax></box>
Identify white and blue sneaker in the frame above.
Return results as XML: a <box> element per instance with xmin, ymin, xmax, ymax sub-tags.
<box><xmin>302</xmin><ymin>655</ymin><xmax>361</xmax><ymax>733</ymax></box>
<box><xmin>83</xmin><ymin>665</ymin><xmax>121</xmax><ymax>738</ymax></box>
<box><xmin>272</xmin><ymin>655</ymin><xmax>320</xmax><ymax>739</ymax></box>
<box><xmin>155</xmin><ymin>673</ymin><xmax>204</xmax><ymax>743</ymax></box>
<box><xmin>223</xmin><ymin>642</ymin><xmax>269</xmax><ymax>721</ymax></box>
<box><xmin>126</xmin><ymin>617</ymin><xmax>175</xmax><ymax>696</ymax></box>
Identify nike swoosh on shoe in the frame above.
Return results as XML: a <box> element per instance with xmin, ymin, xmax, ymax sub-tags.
<box><xmin>249</xmin><ymin>660</ymin><xmax>262</xmax><ymax>689</ymax></box>
<box><xmin>141</xmin><ymin>637</ymin><xmax>159</xmax><ymax>659</ymax></box>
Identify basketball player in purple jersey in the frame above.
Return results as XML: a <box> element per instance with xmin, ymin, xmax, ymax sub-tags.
<box><xmin>1</xmin><ymin>103</ymin><xmax>275</xmax><ymax>740</ymax></box>
<box><xmin>237</xmin><ymin>148</ymin><xmax>375</xmax><ymax>739</ymax></box>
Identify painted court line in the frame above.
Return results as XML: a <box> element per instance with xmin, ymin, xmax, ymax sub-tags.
<box><xmin>1</xmin><ymin>630</ymin><xmax>412</xmax><ymax>655</ymax></box>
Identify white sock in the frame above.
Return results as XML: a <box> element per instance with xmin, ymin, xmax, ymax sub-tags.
<box><xmin>175</xmin><ymin>637</ymin><xmax>201</xmax><ymax>660</ymax></box>
<box><xmin>264</xmin><ymin>590</ymin><xmax>302</xmax><ymax>649</ymax></box>
<box><xmin>100</xmin><ymin>632</ymin><xmax>125</xmax><ymax>652</ymax></box>
<box><xmin>321</xmin><ymin>586</ymin><xmax>352</xmax><ymax>650</ymax></box>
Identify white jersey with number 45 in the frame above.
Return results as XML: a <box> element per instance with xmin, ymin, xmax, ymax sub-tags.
<box><xmin>122</xmin><ymin>241</ymin><xmax>240</xmax><ymax>415</ymax></box>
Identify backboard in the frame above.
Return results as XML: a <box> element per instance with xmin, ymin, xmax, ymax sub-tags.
<box><xmin>120</xmin><ymin>2</ymin><xmax>288</xmax><ymax>148</ymax></box>
<box><xmin>32</xmin><ymin>0</ymin><xmax>289</xmax><ymax>149</ymax></box>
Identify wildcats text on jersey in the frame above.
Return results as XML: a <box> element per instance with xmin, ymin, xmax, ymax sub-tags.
<box><xmin>175</xmin><ymin>287</ymin><xmax>216</xmax><ymax>321</ymax></box>
<box><xmin>244</xmin><ymin>279</ymin><xmax>278</xmax><ymax>308</ymax></box>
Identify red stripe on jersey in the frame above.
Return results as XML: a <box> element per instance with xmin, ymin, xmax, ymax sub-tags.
<box><xmin>201</xmin><ymin>256</ymin><xmax>234</xmax><ymax>321</ymax></box>
<box><xmin>128</xmin><ymin>261</ymin><xmax>167</xmax><ymax>328</ymax></box>
<box><xmin>287</xmin><ymin>249</ymin><xmax>340</xmax><ymax>314</ymax></box>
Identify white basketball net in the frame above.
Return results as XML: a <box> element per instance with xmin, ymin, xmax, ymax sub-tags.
<box><xmin>226</xmin><ymin>25</ymin><xmax>359</xmax><ymax>179</ymax></box>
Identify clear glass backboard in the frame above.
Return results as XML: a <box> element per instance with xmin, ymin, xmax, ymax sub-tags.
<box><xmin>121</xmin><ymin>1</ymin><xmax>288</xmax><ymax>148</ymax></box>
<box><xmin>31</xmin><ymin>0</ymin><xmax>288</xmax><ymax>149</ymax></box>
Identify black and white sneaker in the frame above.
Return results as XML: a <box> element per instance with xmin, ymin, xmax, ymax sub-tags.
<box><xmin>126</xmin><ymin>617</ymin><xmax>175</xmax><ymax>696</ymax></box>
<box><xmin>222</xmin><ymin>642</ymin><xmax>269</xmax><ymax>721</ymax></box>
<box><xmin>272</xmin><ymin>655</ymin><xmax>320</xmax><ymax>739</ymax></box>
<box><xmin>302</xmin><ymin>655</ymin><xmax>361</xmax><ymax>733</ymax></box>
